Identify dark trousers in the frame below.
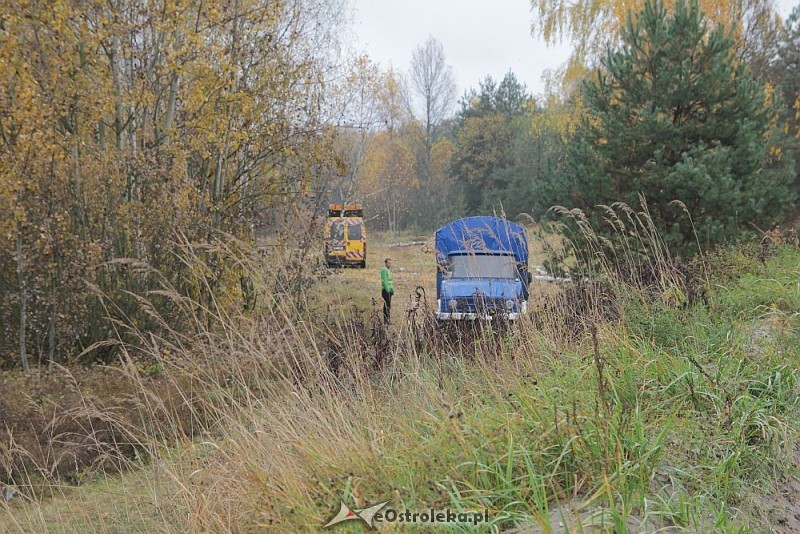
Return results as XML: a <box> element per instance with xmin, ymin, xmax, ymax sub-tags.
<box><xmin>382</xmin><ymin>289</ymin><xmax>392</xmax><ymax>324</ymax></box>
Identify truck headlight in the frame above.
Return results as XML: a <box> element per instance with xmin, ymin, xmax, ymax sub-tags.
<box><xmin>448</xmin><ymin>299</ymin><xmax>458</xmax><ymax>311</ymax></box>
<box><xmin>505</xmin><ymin>300</ymin><xmax>515</xmax><ymax>311</ymax></box>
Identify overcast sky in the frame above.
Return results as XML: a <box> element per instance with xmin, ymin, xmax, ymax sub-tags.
<box><xmin>349</xmin><ymin>0</ymin><xmax>799</xmax><ymax>100</ymax></box>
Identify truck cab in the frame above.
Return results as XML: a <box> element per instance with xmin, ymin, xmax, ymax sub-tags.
<box><xmin>324</xmin><ymin>204</ymin><xmax>367</xmax><ymax>268</ymax></box>
<box><xmin>435</xmin><ymin>217</ymin><xmax>530</xmax><ymax>321</ymax></box>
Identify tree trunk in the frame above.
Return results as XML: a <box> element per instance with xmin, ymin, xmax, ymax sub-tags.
<box><xmin>48</xmin><ymin>270</ymin><xmax>57</xmax><ymax>372</ymax></box>
<box><xmin>111</xmin><ymin>34</ymin><xmax>124</xmax><ymax>150</ymax></box>
<box><xmin>162</xmin><ymin>71</ymin><xmax>179</xmax><ymax>146</ymax></box>
<box><xmin>16</xmin><ymin>228</ymin><xmax>30</xmax><ymax>374</ymax></box>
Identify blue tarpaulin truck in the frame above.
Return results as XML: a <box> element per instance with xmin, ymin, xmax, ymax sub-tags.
<box><xmin>435</xmin><ymin>216</ymin><xmax>530</xmax><ymax>321</ymax></box>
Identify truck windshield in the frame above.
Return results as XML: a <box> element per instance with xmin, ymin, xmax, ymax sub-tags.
<box><xmin>447</xmin><ymin>254</ymin><xmax>516</xmax><ymax>279</ymax></box>
<box><xmin>346</xmin><ymin>222</ymin><xmax>362</xmax><ymax>240</ymax></box>
<box><xmin>330</xmin><ymin>220</ymin><xmax>344</xmax><ymax>241</ymax></box>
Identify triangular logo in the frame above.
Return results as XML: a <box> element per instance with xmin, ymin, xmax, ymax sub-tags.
<box><xmin>324</xmin><ymin>500</ymin><xmax>390</xmax><ymax>528</ymax></box>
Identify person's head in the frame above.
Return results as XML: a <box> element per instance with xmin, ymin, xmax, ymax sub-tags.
<box><xmin>385</xmin><ymin>258</ymin><xmax>392</xmax><ymax>269</ymax></box>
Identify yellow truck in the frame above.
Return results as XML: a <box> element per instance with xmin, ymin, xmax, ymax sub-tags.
<box><xmin>324</xmin><ymin>204</ymin><xmax>367</xmax><ymax>268</ymax></box>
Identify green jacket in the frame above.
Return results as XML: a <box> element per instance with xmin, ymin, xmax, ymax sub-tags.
<box><xmin>380</xmin><ymin>267</ymin><xmax>394</xmax><ymax>293</ymax></box>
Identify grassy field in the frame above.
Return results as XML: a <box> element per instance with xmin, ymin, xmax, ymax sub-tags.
<box><xmin>308</xmin><ymin>231</ymin><xmax>438</xmax><ymax>322</ymax></box>
<box><xmin>307</xmin><ymin>228</ymin><xmax>564</xmax><ymax>325</ymax></box>
<box><xmin>1</xmin><ymin>235</ymin><xmax>799</xmax><ymax>533</ymax></box>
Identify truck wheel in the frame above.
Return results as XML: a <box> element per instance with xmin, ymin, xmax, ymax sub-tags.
<box><xmin>360</xmin><ymin>260</ymin><xmax>366</xmax><ymax>269</ymax></box>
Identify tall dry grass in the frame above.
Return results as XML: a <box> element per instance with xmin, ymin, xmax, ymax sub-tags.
<box><xmin>2</xmin><ymin>203</ymin><xmax>798</xmax><ymax>532</ymax></box>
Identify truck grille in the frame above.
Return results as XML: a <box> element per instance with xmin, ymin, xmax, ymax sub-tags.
<box><xmin>444</xmin><ymin>296</ymin><xmax>506</xmax><ymax>313</ymax></box>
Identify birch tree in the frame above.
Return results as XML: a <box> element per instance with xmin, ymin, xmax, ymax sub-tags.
<box><xmin>409</xmin><ymin>37</ymin><xmax>456</xmax><ymax>221</ymax></box>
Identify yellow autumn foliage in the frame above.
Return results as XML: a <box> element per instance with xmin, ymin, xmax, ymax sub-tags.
<box><xmin>0</xmin><ymin>0</ymin><xmax>348</xmax><ymax>365</ymax></box>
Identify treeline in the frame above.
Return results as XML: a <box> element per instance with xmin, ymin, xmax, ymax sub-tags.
<box><xmin>344</xmin><ymin>57</ymin><xmax>566</xmax><ymax>232</ymax></box>
<box><xmin>354</xmin><ymin>0</ymin><xmax>799</xmax><ymax>246</ymax></box>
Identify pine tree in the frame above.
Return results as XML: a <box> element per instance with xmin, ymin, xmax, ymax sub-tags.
<box><xmin>775</xmin><ymin>4</ymin><xmax>800</xmax><ymax>207</ymax></box>
<box><xmin>555</xmin><ymin>0</ymin><xmax>794</xmax><ymax>254</ymax></box>
<box><xmin>451</xmin><ymin>73</ymin><xmax>537</xmax><ymax>215</ymax></box>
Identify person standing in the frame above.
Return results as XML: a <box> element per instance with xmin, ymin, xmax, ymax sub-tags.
<box><xmin>380</xmin><ymin>258</ymin><xmax>394</xmax><ymax>324</ymax></box>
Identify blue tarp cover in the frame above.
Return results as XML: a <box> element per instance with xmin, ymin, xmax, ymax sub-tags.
<box><xmin>435</xmin><ymin>216</ymin><xmax>528</xmax><ymax>264</ymax></box>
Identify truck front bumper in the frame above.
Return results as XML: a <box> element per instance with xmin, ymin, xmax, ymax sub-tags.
<box><xmin>436</xmin><ymin>301</ymin><xmax>527</xmax><ymax>321</ymax></box>
<box><xmin>436</xmin><ymin>312</ymin><xmax>521</xmax><ymax>321</ymax></box>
